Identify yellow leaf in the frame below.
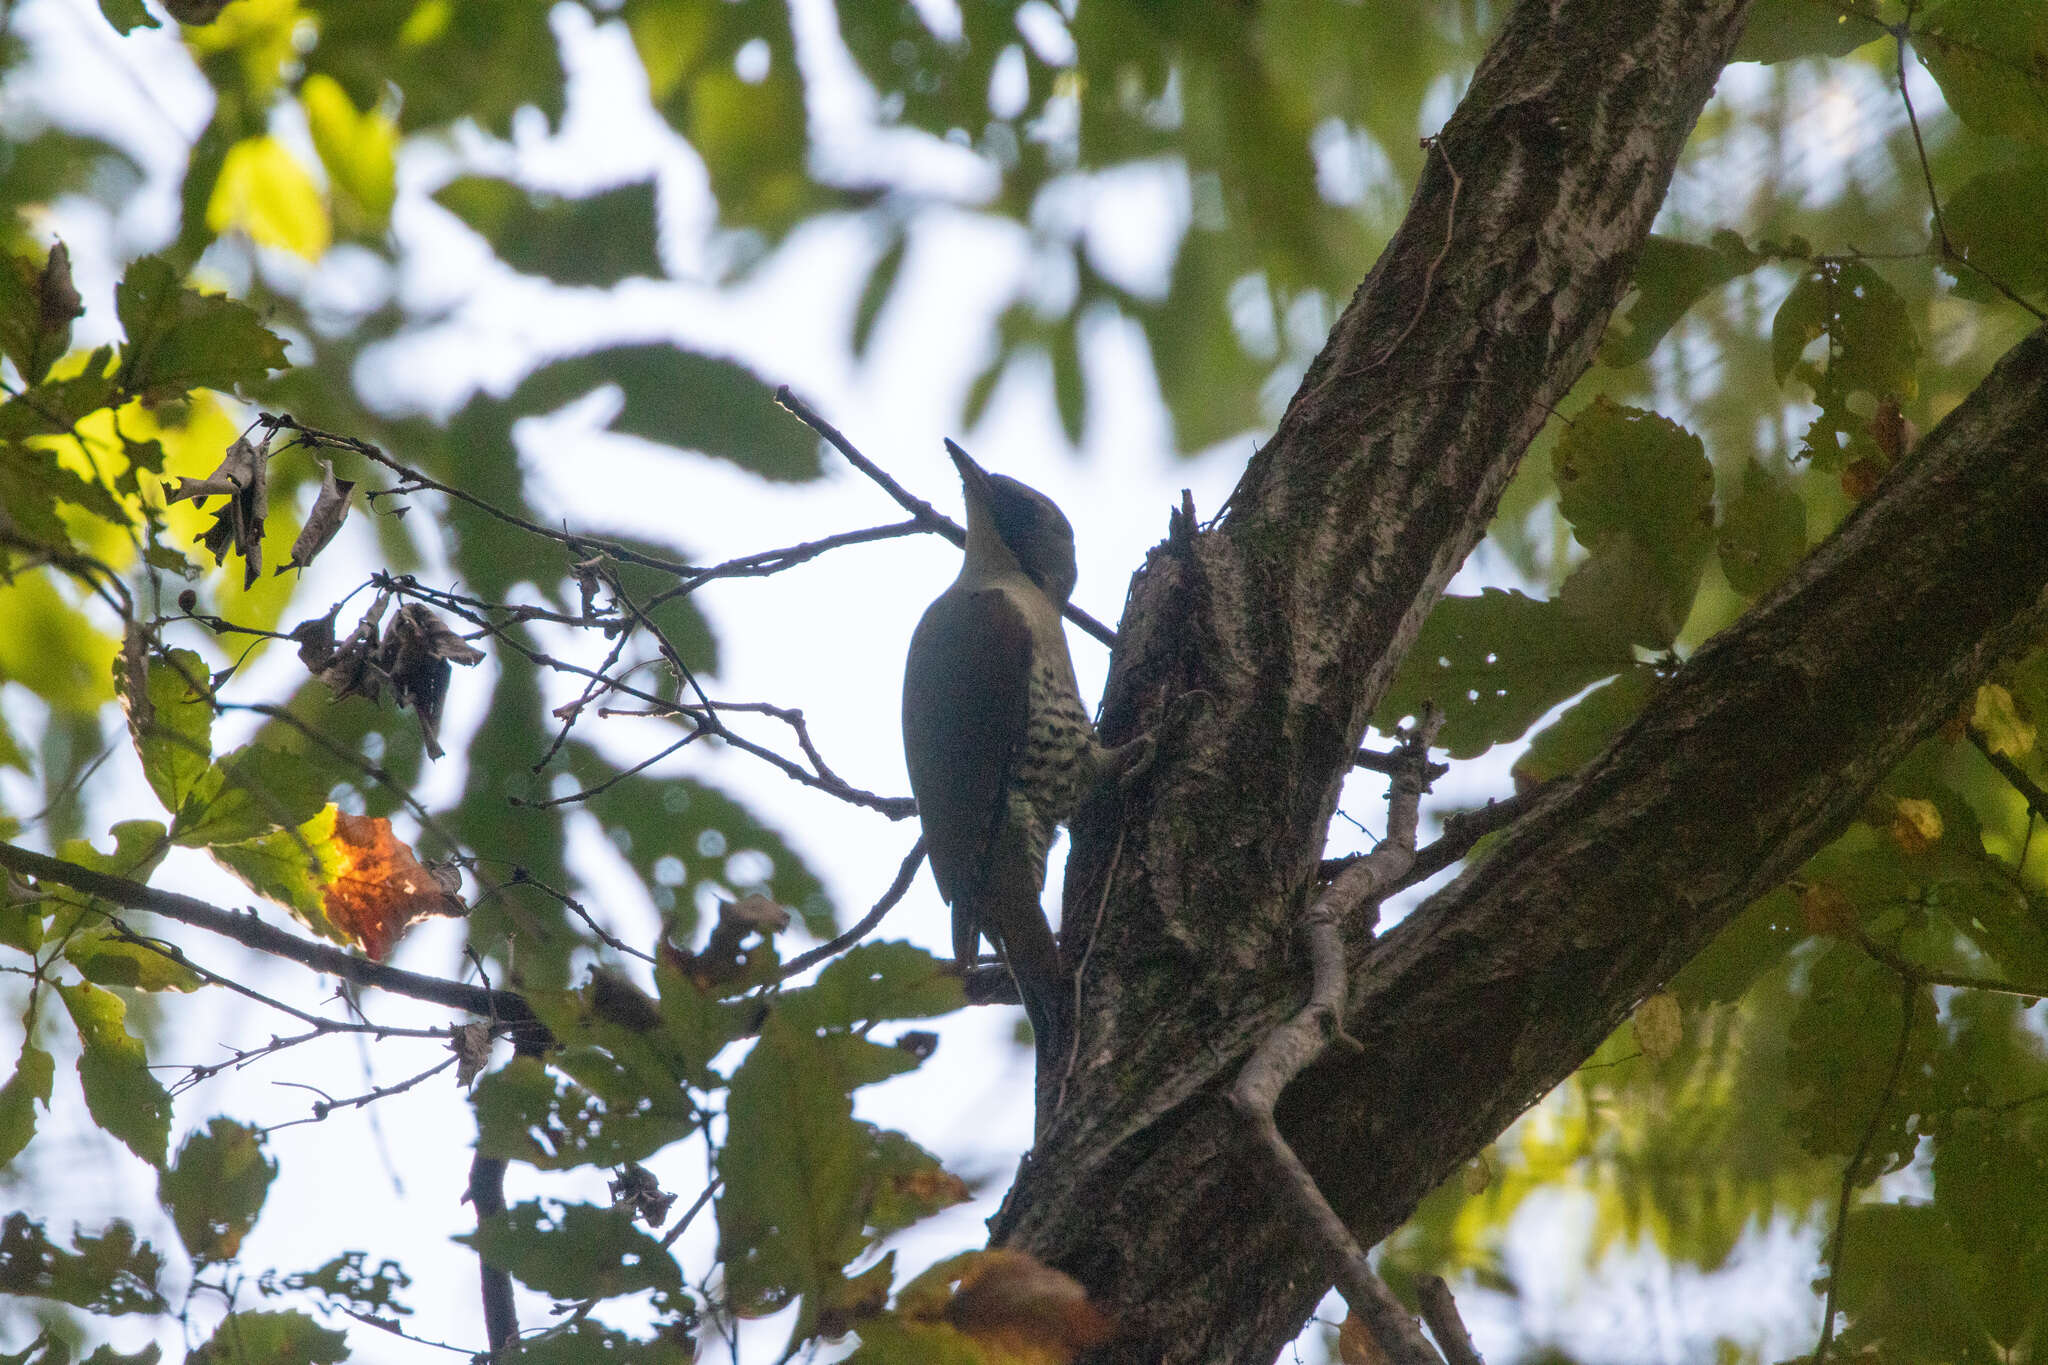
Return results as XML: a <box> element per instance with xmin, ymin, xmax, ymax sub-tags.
<box><xmin>1890</xmin><ymin>797</ymin><xmax>1943</xmax><ymax>855</ymax></box>
<box><xmin>1631</xmin><ymin>991</ymin><xmax>1683</xmax><ymax>1061</ymax></box>
<box><xmin>1973</xmin><ymin>683</ymin><xmax>2036</xmax><ymax>758</ymax></box>
<box><xmin>301</xmin><ymin>74</ymin><xmax>397</xmax><ymax>229</ymax></box>
<box><xmin>207</xmin><ymin>136</ymin><xmax>331</xmax><ymax>260</ymax></box>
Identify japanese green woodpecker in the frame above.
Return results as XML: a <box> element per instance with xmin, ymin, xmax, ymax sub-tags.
<box><xmin>903</xmin><ymin>441</ymin><xmax>1129</xmax><ymax>1070</ymax></box>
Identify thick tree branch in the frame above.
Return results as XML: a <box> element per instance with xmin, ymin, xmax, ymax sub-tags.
<box><xmin>983</xmin><ymin>2</ymin><xmax>2048</xmax><ymax>1363</ymax></box>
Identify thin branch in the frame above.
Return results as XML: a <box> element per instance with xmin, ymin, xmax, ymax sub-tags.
<box><xmin>1416</xmin><ymin>1277</ymin><xmax>1485</xmax><ymax>1365</ymax></box>
<box><xmin>1811</xmin><ymin>979</ymin><xmax>1918</xmax><ymax>1365</ymax></box>
<box><xmin>1970</xmin><ymin>725</ymin><xmax>2048</xmax><ymax>826</ymax></box>
<box><xmin>266</xmin><ymin>1055</ymin><xmax>458</xmax><ymax>1132</ymax></box>
<box><xmin>1322</xmin><ymin>784</ymin><xmax>1549</xmax><ymax>893</ymax></box>
<box><xmin>776</xmin><ymin>839</ymin><xmax>925</xmax><ymax>980</ymax></box>
<box><xmin>1229</xmin><ymin>710</ymin><xmax>1446</xmax><ymax>1365</ymax></box>
<box><xmin>1851</xmin><ymin>927</ymin><xmax>2048</xmax><ymax>1002</ymax></box>
<box><xmin>0</xmin><ymin>842</ymin><xmax>541</xmax><ymax>1042</ymax></box>
<box><xmin>773</xmin><ymin>386</ymin><xmax>1118</xmax><ymax>648</ymax></box>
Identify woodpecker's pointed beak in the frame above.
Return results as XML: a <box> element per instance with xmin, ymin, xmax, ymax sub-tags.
<box><xmin>945</xmin><ymin>438</ymin><xmax>996</xmax><ymax>512</ymax></box>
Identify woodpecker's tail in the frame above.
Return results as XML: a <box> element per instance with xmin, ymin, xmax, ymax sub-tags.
<box><xmin>971</xmin><ymin>823</ymin><xmax>1070</xmax><ymax>1074</ymax></box>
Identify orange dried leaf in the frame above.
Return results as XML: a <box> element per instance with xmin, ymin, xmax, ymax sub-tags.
<box><xmin>324</xmin><ymin>812</ymin><xmax>467</xmax><ymax>959</ymax></box>
<box><xmin>943</xmin><ymin>1249</ymin><xmax>1114</xmax><ymax>1365</ymax></box>
<box><xmin>1337</xmin><ymin>1312</ymin><xmax>1392</xmax><ymax>1365</ymax></box>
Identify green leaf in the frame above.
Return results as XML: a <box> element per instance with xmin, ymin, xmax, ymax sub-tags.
<box><xmin>627</xmin><ymin>0</ymin><xmax>823</xmax><ymax>240</ymax></box>
<box><xmin>56</xmin><ymin>982</ymin><xmax>173</xmax><ymax>1169</ymax></box>
<box><xmin>1770</xmin><ymin>259</ymin><xmax>1920</xmax><ymax>400</ymax></box>
<box><xmin>0</xmin><ymin>1038</ymin><xmax>55</xmax><ymax>1168</ymax></box>
<box><xmin>457</xmin><ymin>1200</ymin><xmax>683</xmax><ymax>1302</ymax></box>
<box><xmin>473</xmin><ymin>1054</ymin><xmax>699</xmax><ymax>1170</ymax></box>
<box><xmin>1931</xmin><ymin>1110</ymin><xmax>2048</xmax><ymax>1348</ymax></box>
<box><xmin>113</xmin><ymin>256</ymin><xmax>289</xmax><ymax>401</ymax></box>
<box><xmin>1832</xmin><ymin>1203</ymin><xmax>2006</xmax><ymax>1362</ymax></box>
<box><xmin>1717</xmin><ymin>460</ymin><xmax>1808</xmax><ymax>597</ymax></box>
<box><xmin>434</xmin><ymin>176</ymin><xmax>661</xmax><ymax>287</ymax></box>
<box><xmin>1918</xmin><ymin>0</ymin><xmax>2048</xmax><ymax>150</ymax></box>
<box><xmin>779</xmin><ymin>941</ymin><xmax>966</xmax><ymax>1032</ymax></box>
<box><xmin>1600</xmin><ymin>233</ymin><xmax>1767</xmax><ymax>367</ymax></box>
<box><xmin>852</xmin><ymin>230</ymin><xmax>907</xmax><ymax>358</ymax></box>
<box><xmin>209</xmin><ymin>805</ymin><xmax>346</xmax><ymax>942</ymax></box>
<box><xmin>0</xmin><ymin>433</ymin><xmax>124</xmax><ymax>546</ymax></box>
<box><xmin>717</xmin><ymin>1014</ymin><xmax>917</xmax><ymax>1339</ymax></box>
<box><xmin>64</xmin><ymin>929</ymin><xmax>204</xmax><ymax>993</ymax></box>
<box><xmin>81</xmin><ymin>1344</ymin><xmax>161</xmax><ymax>1365</ymax></box>
<box><xmin>187</xmin><ymin>1310</ymin><xmax>347</xmax><ymax>1364</ymax></box>
<box><xmin>265</xmin><ymin>1252</ymin><xmax>412</xmax><ymax>1318</ymax></box>
<box><xmin>0</xmin><ymin>1213</ymin><xmax>166</xmax><ymax>1315</ymax></box>
<box><xmin>1783</xmin><ymin>943</ymin><xmax>1937</xmax><ymax>1182</ymax></box>
<box><xmin>1511</xmin><ymin>665</ymin><xmax>1660</xmax><ymax>787</ymax></box>
<box><xmin>58</xmin><ymin>820</ymin><xmax>171</xmax><ymax>884</ymax></box>
<box><xmin>1554</xmin><ymin>406</ymin><xmax>1706</xmax><ymax>542</ymax></box>
<box><xmin>96</xmin><ymin>0</ymin><xmax>159</xmax><ymax>34</ymax></box>
<box><xmin>1733</xmin><ymin>0</ymin><xmax>1884</xmax><ymax>63</ymax></box>
<box><xmin>1373</xmin><ymin>588</ymin><xmax>1635</xmax><ymax>759</ymax></box>
<box><xmin>120</xmin><ymin>647</ymin><xmax>215</xmax><ymax>815</ymax></box>
<box><xmin>159</xmin><ymin>1119</ymin><xmax>276</xmax><ymax>1265</ymax></box>
<box><xmin>508</xmin><ymin>344</ymin><xmax>821</xmax><ymax>482</ymax></box>
<box><xmin>171</xmin><ymin>742</ymin><xmax>332</xmax><ymax>848</ymax></box>
<box><xmin>303</xmin><ymin>0</ymin><xmax>567</xmax><ymax>137</ymax></box>
<box><xmin>1941</xmin><ymin>160</ymin><xmax>2048</xmax><ymax>302</ymax></box>
<box><xmin>842</xmin><ymin>1316</ymin><xmax>985</xmax><ymax>1365</ymax></box>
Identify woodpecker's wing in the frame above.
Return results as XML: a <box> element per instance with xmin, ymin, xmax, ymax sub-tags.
<box><xmin>902</xmin><ymin>586</ymin><xmax>1033</xmax><ymax>926</ymax></box>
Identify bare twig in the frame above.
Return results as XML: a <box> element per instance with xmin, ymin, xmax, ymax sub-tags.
<box><xmin>1321</xmin><ymin>784</ymin><xmax>1550</xmax><ymax>896</ymax></box>
<box><xmin>1228</xmin><ymin>709</ymin><xmax>1446</xmax><ymax>1365</ymax></box>
<box><xmin>1970</xmin><ymin>725</ymin><xmax>2048</xmax><ymax>826</ymax></box>
<box><xmin>1811</xmin><ymin>979</ymin><xmax>1918</xmax><ymax>1365</ymax></box>
<box><xmin>776</xmin><ymin>839</ymin><xmax>926</xmax><ymax>980</ymax></box>
<box><xmin>773</xmin><ymin>386</ymin><xmax>1118</xmax><ymax>647</ymax></box>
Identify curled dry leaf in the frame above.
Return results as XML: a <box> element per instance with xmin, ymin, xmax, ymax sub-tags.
<box><xmin>608</xmin><ymin>1161</ymin><xmax>677</xmax><ymax>1228</ymax></box>
<box><xmin>324</xmin><ymin>812</ymin><xmax>468</xmax><ymax>960</ymax></box>
<box><xmin>379</xmin><ymin>602</ymin><xmax>486</xmax><ymax>759</ymax></box>
<box><xmin>449</xmin><ymin>1021</ymin><xmax>493</xmax><ymax>1088</ymax></box>
<box><xmin>277</xmin><ymin>458</ymin><xmax>357</xmax><ymax>574</ymax></box>
<box><xmin>167</xmin><ymin>429</ymin><xmax>272</xmax><ymax>587</ymax></box>
<box><xmin>37</xmin><ymin>241</ymin><xmax>82</xmax><ymax>331</ymax></box>
<box><xmin>923</xmin><ymin>1249</ymin><xmax>1115</xmax><ymax>1365</ymax></box>
<box><xmin>1337</xmin><ymin>1312</ymin><xmax>1392</xmax><ymax>1365</ymax></box>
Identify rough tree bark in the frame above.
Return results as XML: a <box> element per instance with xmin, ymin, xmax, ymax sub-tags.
<box><xmin>989</xmin><ymin>0</ymin><xmax>2048</xmax><ymax>1361</ymax></box>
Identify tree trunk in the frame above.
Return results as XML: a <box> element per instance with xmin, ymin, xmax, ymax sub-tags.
<box><xmin>989</xmin><ymin>0</ymin><xmax>2048</xmax><ymax>1360</ymax></box>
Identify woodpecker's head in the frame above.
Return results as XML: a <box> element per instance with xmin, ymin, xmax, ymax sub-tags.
<box><xmin>946</xmin><ymin>439</ymin><xmax>1078</xmax><ymax>607</ymax></box>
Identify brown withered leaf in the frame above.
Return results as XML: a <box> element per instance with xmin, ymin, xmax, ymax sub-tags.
<box><xmin>1797</xmin><ymin>881</ymin><xmax>1859</xmax><ymax>937</ymax></box>
<box><xmin>38</xmin><ymin>242</ymin><xmax>82</xmax><ymax>331</ymax></box>
<box><xmin>937</xmin><ymin>1249</ymin><xmax>1115</xmax><ymax>1364</ymax></box>
<box><xmin>316</xmin><ymin>591</ymin><xmax>391</xmax><ymax>703</ymax></box>
<box><xmin>449</xmin><ymin>1021</ymin><xmax>493</xmax><ymax>1088</ymax></box>
<box><xmin>379</xmin><ymin>602</ymin><xmax>486</xmax><ymax>759</ymax></box>
<box><xmin>679</xmin><ymin>892</ymin><xmax>790</xmax><ymax>989</ymax></box>
<box><xmin>277</xmin><ymin>458</ymin><xmax>357</xmax><ymax>574</ymax></box>
<box><xmin>167</xmin><ymin>430</ymin><xmax>272</xmax><ymax>587</ymax></box>
<box><xmin>1337</xmin><ymin>1312</ymin><xmax>1391</xmax><ymax>1365</ymax></box>
<box><xmin>324</xmin><ymin>812</ymin><xmax>468</xmax><ymax>960</ymax></box>
<box><xmin>289</xmin><ymin>608</ymin><xmax>339</xmax><ymax>673</ymax></box>
<box><xmin>608</xmin><ymin>1161</ymin><xmax>677</xmax><ymax>1227</ymax></box>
